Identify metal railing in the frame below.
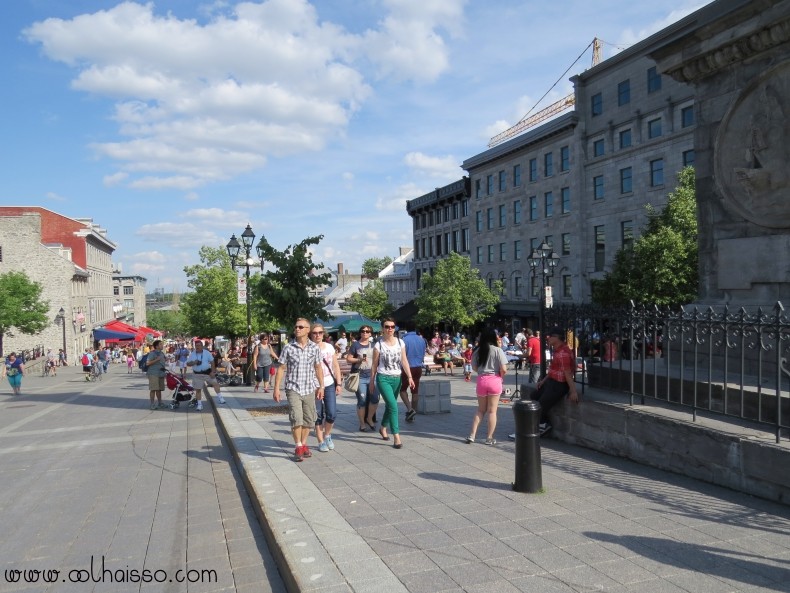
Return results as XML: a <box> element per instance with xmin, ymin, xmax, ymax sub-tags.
<box><xmin>544</xmin><ymin>302</ymin><xmax>790</xmax><ymax>443</ymax></box>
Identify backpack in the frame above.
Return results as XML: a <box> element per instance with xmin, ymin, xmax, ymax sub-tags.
<box><xmin>81</xmin><ymin>353</ymin><xmax>90</xmax><ymax>366</ymax></box>
<box><xmin>139</xmin><ymin>353</ymin><xmax>149</xmax><ymax>371</ymax></box>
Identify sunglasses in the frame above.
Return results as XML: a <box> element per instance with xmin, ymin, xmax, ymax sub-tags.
<box><xmin>360</xmin><ymin>329</ymin><xmax>371</xmax><ymax>333</ymax></box>
<box><xmin>311</xmin><ymin>331</ymin><xmax>324</xmax><ymax>335</ymax></box>
<box><xmin>294</xmin><ymin>325</ymin><xmax>308</xmax><ymax>330</ymax></box>
<box><xmin>383</xmin><ymin>325</ymin><xmax>396</xmax><ymax>329</ymax></box>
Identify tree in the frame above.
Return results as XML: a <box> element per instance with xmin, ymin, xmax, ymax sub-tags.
<box><xmin>414</xmin><ymin>252</ymin><xmax>502</xmax><ymax>330</ymax></box>
<box><xmin>254</xmin><ymin>235</ymin><xmax>332</xmax><ymax>326</ymax></box>
<box><xmin>0</xmin><ymin>271</ymin><xmax>50</xmax><ymax>356</ymax></box>
<box><xmin>362</xmin><ymin>256</ymin><xmax>393</xmax><ymax>279</ymax></box>
<box><xmin>345</xmin><ymin>279</ymin><xmax>394</xmax><ymax>320</ymax></box>
<box><xmin>593</xmin><ymin>166</ymin><xmax>698</xmax><ymax>306</ymax></box>
<box><xmin>146</xmin><ymin>308</ymin><xmax>188</xmax><ymax>337</ymax></box>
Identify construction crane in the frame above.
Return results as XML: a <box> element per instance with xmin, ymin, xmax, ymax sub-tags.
<box><xmin>488</xmin><ymin>38</ymin><xmax>603</xmax><ymax>148</ymax></box>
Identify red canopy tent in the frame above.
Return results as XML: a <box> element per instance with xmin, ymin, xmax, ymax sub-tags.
<box><xmin>103</xmin><ymin>320</ymin><xmax>148</xmax><ymax>343</ymax></box>
<box><xmin>137</xmin><ymin>324</ymin><xmax>163</xmax><ymax>338</ymax></box>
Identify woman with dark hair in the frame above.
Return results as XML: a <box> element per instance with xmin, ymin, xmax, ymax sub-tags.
<box><xmin>2</xmin><ymin>352</ymin><xmax>25</xmax><ymax>395</ymax></box>
<box><xmin>466</xmin><ymin>328</ymin><xmax>508</xmax><ymax>445</ymax></box>
<box><xmin>346</xmin><ymin>325</ymin><xmax>378</xmax><ymax>431</ymax></box>
<box><xmin>145</xmin><ymin>339</ymin><xmax>167</xmax><ymax>410</ymax></box>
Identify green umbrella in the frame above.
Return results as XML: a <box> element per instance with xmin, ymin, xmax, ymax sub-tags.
<box><xmin>339</xmin><ymin>318</ymin><xmax>382</xmax><ymax>333</ymax></box>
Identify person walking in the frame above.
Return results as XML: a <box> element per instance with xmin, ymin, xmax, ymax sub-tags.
<box><xmin>530</xmin><ymin>327</ymin><xmax>580</xmax><ymax>436</ymax></box>
<box><xmin>526</xmin><ymin>329</ymin><xmax>542</xmax><ymax>383</ymax></box>
<box><xmin>399</xmin><ymin>322</ymin><xmax>427</xmax><ymax>422</ymax></box>
<box><xmin>466</xmin><ymin>328</ymin><xmax>508</xmax><ymax>445</ymax></box>
<box><xmin>370</xmin><ymin>318</ymin><xmax>414</xmax><ymax>449</ymax></box>
<box><xmin>310</xmin><ymin>323</ymin><xmax>342</xmax><ymax>452</ymax></box>
<box><xmin>2</xmin><ymin>352</ymin><xmax>25</xmax><ymax>395</ymax></box>
<box><xmin>252</xmin><ymin>334</ymin><xmax>279</xmax><ymax>393</ymax></box>
<box><xmin>186</xmin><ymin>339</ymin><xmax>225</xmax><ymax>411</ymax></box>
<box><xmin>145</xmin><ymin>339</ymin><xmax>168</xmax><ymax>410</ymax></box>
<box><xmin>346</xmin><ymin>325</ymin><xmax>378</xmax><ymax>432</ymax></box>
<box><xmin>176</xmin><ymin>342</ymin><xmax>190</xmax><ymax>377</ymax></box>
<box><xmin>273</xmin><ymin>319</ymin><xmax>324</xmax><ymax>461</ymax></box>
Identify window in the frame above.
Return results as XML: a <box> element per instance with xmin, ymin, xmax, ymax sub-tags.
<box><xmin>529</xmin><ymin>196</ymin><xmax>538</xmax><ymax>221</ymax></box>
<box><xmin>531</xmin><ymin>277</ymin><xmax>540</xmax><ymax>297</ymax></box>
<box><xmin>593</xmin><ymin>139</ymin><xmax>605</xmax><ymax>157</ymax></box>
<box><xmin>429</xmin><ymin>211</ymin><xmax>434</xmax><ymax>226</ymax></box>
<box><xmin>593</xmin><ymin>175</ymin><xmax>604</xmax><ymax>200</ymax></box>
<box><xmin>499</xmin><ymin>170</ymin><xmax>506</xmax><ymax>191</ymax></box>
<box><xmin>544</xmin><ymin>153</ymin><xmax>553</xmax><ymax>177</ymax></box>
<box><xmin>123</xmin><ymin>286</ymin><xmax>134</xmax><ymax>295</ymax></box>
<box><xmin>435</xmin><ymin>235</ymin><xmax>442</xmax><ymax>256</ymax></box>
<box><xmin>619</xmin><ymin>128</ymin><xmax>632</xmax><ymax>149</ymax></box>
<box><xmin>513</xmin><ymin>164</ymin><xmax>522</xmax><ymax>186</ymax></box>
<box><xmin>648</xmin><ymin>118</ymin><xmax>662</xmax><ymax>139</ymax></box>
<box><xmin>462</xmin><ymin>228</ymin><xmax>469</xmax><ymax>251</ymax></box>
<box><xmin>113</xmin><ymin>286</ymin><xmax>120</xmax><ymax>296</ymax></box>
<box><xmin>620</xmin><ymin>167</ymin><xmax>633</xmax><ymax>194</ymax></box>
<box><xmin>618</xmin><ymin>79</ymin><xmax>630</xmax><ymax>106</ymax></box>
<box><xmin>544</xmin><ymin>235</ymin><xmax>553</xmax><ymax>249</ymax></box>
<box><xmin>683</xmin><ymin>149</ymin><xmax>695</xmax><ymax>167</ymax></box>
<box><xmin>594</xmin><ymin>225</ymin><xmax>606</xmax><ymax>272</ymax></box>
<box><xmin>514</xmin><ymin>240</ymin><xmax>522</xmax><ymax>261</ymax></box>
<box><xmin>681</xmin><ymin>105</ymin><xmax>694</xmax><ymax>128</ymax></box>
<box><xmin>486</xmin><ymin>208</ymin><xmax>494</xmax><ymax>230</ymax></box>
<box><xmin>530</xmin><ymin>237</ymin><xmax>540</xmax><ymax>254</ymax></box>
<box><xmin>475</xmin><ymin>179</ymin><xmax>482</xmax><ymax>199</ymax></box>
<box><xmin>452</xmin><ymin>202</ymin><xmax>459</xmax><ymax>219</ymax></box>
<box><xmin>462</xmin><ymin>199</ymin><xmax>469</xmax><ymax>217</ymax></box>
<box><xmin>591</xmin><ymin>92</ymin><xmax>603</xmax><ymax>116</ymax></box>
<box><xmin>513</xmin><ymin>200</ymin><xmax>522</xmax><ymax>225</ymax></box>
<box><xmin>476</xmin><ymin>246</ymin><xmax>483</xmax><ymax>264</ymax></box>
<box><xmin>622</xmin><ymin>220</ymin><xmax>634</xmax><ymax>251</ymax></box>
<box><xmin>421</xmin><ymin>238</ymin><xmax>426</xmax><ymax>258</ymax></box>
<box><xmin>563</xmin><ymin>275</ymin><xmax>572</xmax><ymax>298</ymax></box>
<box><xmin>445</xmin><ymin>233</ymin><xmax>451</xmax><ymax>255</ymax></box>
<box><xmin>487</xmin><ymin>175</ymin><xmax>494</xmax><ymax>195</ymax></box>
<box><xmin>421</xmin><ymin>213</ymin><xmax>426</xmax><ymax>228</ymax></box>
<box><xmin>444</xmin><ymin>205</ymin><xmax>450</xmax><ymax>222</ymax></box>
<box><xmin>499</xmin><ymin>243</ymin><xmax>506</xmax><ymax>261</ymax></box>
<box><xmin>650</xmin><ymin>158</ymin><xmax>664</xmax><ymax>186</ymax></box>
<box><xmin>515</xmin><ymin>276</ymin><xmax>523</xmax><ymax>298</ymax></box>
<box><xmin>560</xmin><ymin>187</ymin><xmax>570</xmax><ymax>214</ymax></box>
<box><xmin>529</xmin><ymin>158</ymin><xmax>538</xmax><ymax>182</ymax></box>
<box><xmin>544</xmin><ymin>192</ymin><xmax>553</xmax><ymax>218</ymax></box>
<box><xmin>476</xmin><ymin>211</ymin><xmax>483</xmax><ymax>232</ymax></box>
<box><xmin>499</xmin><ymin>205</ymin><xmax>506</xmax><ymax>227</ymax></box>
<box><xmin>647</xmin><ymin>66</ymin><xmax>662</xmax><ymax>93</ymax></box>
<box><xmin>561</xmin><ymin>233</ymin><xmax>571</xmax><ymax>256</ymax></box>
<box><xmin>487</xmin><ymin>245</ymin><xmax>494</xmax><ymax>263</ymax></box>
<box><xmin>124</xmin><ymin>299</ymin><xmax>134</xmax><ymax>310</ymax></box>
<box><xmin>560</xmin><ymin>146</ymin><xmax>570</xmax><ymax>172</ymax></box>
<box><xmin>427</xmin><ymin>238</ymin><xmax>433</xmax><ymax>257</ymax></box>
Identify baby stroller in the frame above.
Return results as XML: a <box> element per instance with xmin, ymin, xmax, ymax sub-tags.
<box><xmin>166</xmin><ymin>370</ymin><xmax>196</xmax><ymax>409</ymax></box>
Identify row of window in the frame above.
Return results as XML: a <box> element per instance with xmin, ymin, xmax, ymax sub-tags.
<box><xmin>113</xmin><ymin>286</ymin><xmax>135</xmax><ymax>296</ymax></box>
<box><xmin>475</xmin><ymin>234</ymin><xmax>572</xmax><ymax>265</ymax></box>
<box><xmin>475</xmin><ymin>187</ymin><xmax>573</xmax><ymax>231</ymax></box>
<box><xmin>475</xmin><ymin>146</ymin><xmax>571</xmax><ymax>198</ymax></box>
<box><xmin>590</xmin><ymin>106</ymin><xmax>693</xmax><ymax>159</ymax></box>
<box><xmin>486</xmin><ymin>274</ymin><xmax>574</xmax><ymax>299</ymax></box>
<box><xmin>591</xmin><ymin>66</ymin><xmax>663</xmax><ymax>117</ymax></box>
<box><xmin>414</xmin><ymin>228</ymin><xmax>470</xmax><ymax>260</ymax></box>
<box><xmin>594</xmin><ymin>221</ymin><xmax>635</xmax><ymax>272</ymax></box>
<box><xmin>413</xmin><ymin>199</ymin><xmax>469</xmax><ymax>231</ymax></box>
<box><xmin>592</xmin><ymin>150</ymin><xmax>694</xmax><ymax>200</ymax></box>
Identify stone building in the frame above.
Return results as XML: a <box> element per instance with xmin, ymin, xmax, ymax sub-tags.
<box><xmin>0</xmin><ymin>207</ymin><xmax>119</xmax><ymax>361</ymax></box>
<box><xmin>379</xmin><ymin>247</ymin><xmax>415</xmax><ymax>309</ymax></box>
<box><xmin>112</xmin><ymin>273</ymin><xmax>148</xmax><ymax>326</ymax></box>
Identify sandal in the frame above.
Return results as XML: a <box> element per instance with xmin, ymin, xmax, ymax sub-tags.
<box><xmin>379</xmin><ymin>427</ymin><xmax>390</xmax><ymax>441</ymax></box>
<box><xmin>359</xmin><ymin>425</ymin><xmax>369</xmax><ymax>432</ymax></box>
<box><xmin>366</xmin><ymin>421</ymin><xmax>377</xmax><ymax>431</ymax></box>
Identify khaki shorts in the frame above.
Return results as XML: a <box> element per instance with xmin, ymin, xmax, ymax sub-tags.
<box><xmin>148</xmin><ymin>375</ymin><xmax>165</xmax><ymax>391</ymax></box>
<box><xmin>192</xmin><ymin>373</ymin><xmax>219</xmax><ymax>391</ymax></box>
<box><xmin>286</xmin><ymin>389</ymin><xmax>317</xmax><ymax>428</ymax></box>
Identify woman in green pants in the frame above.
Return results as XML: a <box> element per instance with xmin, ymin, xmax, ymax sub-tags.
<box><xmin>371</xmin><ymin>317</ymin><xmax>415</xmax><ymax>449</ymax></box>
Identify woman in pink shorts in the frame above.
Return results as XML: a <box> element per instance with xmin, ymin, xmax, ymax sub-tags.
<box><xmin>466</xmin><ymin>328</ymin><xmax>508</xmax><ymax>445</ymax></box>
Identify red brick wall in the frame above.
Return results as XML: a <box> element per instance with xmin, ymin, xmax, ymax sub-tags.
<box><xmin>0</xmin><ymin>207</ymin><xmax>88</xmax><ymax>268</ymax></box>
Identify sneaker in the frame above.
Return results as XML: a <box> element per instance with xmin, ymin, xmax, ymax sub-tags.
<box><xmin>196</xmin><ymin>401</ymin><xmax>203</xmax><ymax>411</ymax></box>
<box><xmin>318</xmin><ymin>441</ymin><xmax>329</xmax><ymax>453</ymax></box>
<box><xmin>294</xmin><ymin>446</ymin><xmax>304</xmax><ymax>462</ymax></box>
<box><xmin>157</xmin><ymin>402</ymin><xmax>167</xmax><ymax>409</ymax></box>
<box><xmin>188</xmin><ymin>400</ymin><xmax>197</xmax><ymax>408</ymax></box>
<box><xmin>485</xmin><ymin>438</ymin><xmax>497</xmax><ymax>446</ymax></box>
<box><xmin>302</xmin><ymin>446</ymin><xmax>312</xmax><ymax>458</ymax></box>
<box><xmin>508</xmin><ymin>433</ymin><xmax>516</xmax><ymax>440</ymax></box>
<box><xmin>325</xmin><ymin>435</ymin><xmax>335</xmax><ymax>450</ymax></box>
<box><xmin>539</xmin><ymin>422</ymin><xmax>552</xmax><ymax>436</ymax></box>
<box><xmin>466</xmin><ymin>436</ymin><xmax>475</xmax><ymax>444</ymax></box>
<box><xmin>218</xmin><ymin>395</ymin><xmax>226</xmax><ymax>404</ymax></box>
<box><xmin>150</xmin><ymin>404</ymin><xmax>157</xmax><ymax>410</ymax></box>
<box><xmin>406</xmin><ymin>409</ymin><xmax>416</xmax><ymax>422</ymax></box>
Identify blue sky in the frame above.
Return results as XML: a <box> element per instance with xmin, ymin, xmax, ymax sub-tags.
<box><xmin>1</xmin><ymin>0</ymin><xmax>708</xmax><ymax>292</ymax></box>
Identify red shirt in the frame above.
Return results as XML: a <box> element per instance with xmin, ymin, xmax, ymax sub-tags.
<box><xmin>547</xmin><ymin>343</ymin><xmax>574</xmax><ymax>382</ymax></box>
<box><xmin>527</xmin><ymin>336</ymin><xmax>541</xmax><ymax>364</ymax></box>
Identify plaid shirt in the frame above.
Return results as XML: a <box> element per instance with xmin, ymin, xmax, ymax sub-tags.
<box><xmin>547</xmin><ymin>343</ymin><xmax>574</xmax><ymax>383</ymax></box>
<box><xmin>280</xmin><ymin>340</ymin><xmax>321</xmax><ymax>396</ymax></box>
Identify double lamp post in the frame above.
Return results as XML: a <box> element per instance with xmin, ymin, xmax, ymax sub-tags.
<box><xmin>527</xmin><ymin>241</ymin><xmax>560</xmax><ymax>378</ymax></box>
<box><xmin>226</xmin><ymin>225</ymin><xmax>265</xmax><ymax>386</ymax></box>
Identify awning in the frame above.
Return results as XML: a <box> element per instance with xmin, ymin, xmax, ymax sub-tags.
<box><xmin>93</xmin><ymin>328</ymin><xmax>137</xmax><ymax>341</ymax></box>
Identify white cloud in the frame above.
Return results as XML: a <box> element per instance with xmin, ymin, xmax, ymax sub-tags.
<box><xmin>130</xmin><ymin>262</ymin><xmax>167</xmax><ymax>274</ymax></box>
<box><xmin>184</xmin><ymin>191</ymin><xmax>199</xmax><ymax>201</ymax></box>
<box><xmin>103</xmin><ymin>172</ymin><xmax>128</xmax><ymax>186</ymax></box>
<box><xmin>135</xmin><ymin>222</ymin><xmax>220</xmax><ymax>248</ymax></box>
<box><xmin>375</xmin><ymin>182</ymin><xmax>425</xmax><ymax>212</ymax></box>
<box><xmin>403</xmin><ymin>151</ymin><xmax>459</xmax><ymax>179</ymax></box>
<box><xmin>45</xmin><ymin>192</ymin><xmax>67</xmax><ymax>201</ymax></box>
<box><xmin>130</xmin><ymin>250</ymin><xmax>168</xmax><ymax>263</ymax></box>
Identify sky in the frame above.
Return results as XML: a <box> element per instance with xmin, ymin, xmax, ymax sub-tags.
<box><xmin>1</xmin><ymin>0</ymin><xmax>710</xmax><ymax>293</ymax></box>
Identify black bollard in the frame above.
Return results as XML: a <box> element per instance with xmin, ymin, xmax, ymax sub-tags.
<box><xmin>512</xmin><ymin>397</ymin><xmax>543</xmax><ymax>493</ymax></box>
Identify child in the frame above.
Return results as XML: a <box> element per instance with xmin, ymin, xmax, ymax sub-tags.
<box><xmin>463</xmin><ymin>344</ymin><xmax>474</xmax><ymax>382</ymax></box>
<box><xmin>127</xmin><ymin>353</ymin><xmax>135</xmax><ymax>374</ymax></box>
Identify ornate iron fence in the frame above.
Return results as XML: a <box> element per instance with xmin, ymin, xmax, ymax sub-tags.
<box><xmin>544</xmin><ymin>302</ymin><xmax>790</xmax><ymax>443</ymax></box>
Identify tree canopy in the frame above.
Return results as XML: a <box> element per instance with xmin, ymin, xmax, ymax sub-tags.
<box><xmin>344</xmin><ymin>279</ymin><xmax>394</xmax><ymax>320</ymax></box>
<box><xmin>255</xmin><ymin>235</ymin><xmax>331</xmax><ymax>326</ymax></box>
<box><xmin>592</xmin><ymin>166</ymin><xmax>698</xmax><ymax>306</ymax></box>
<box><xmin>0</xmin><ymin>271</ymin><xmax>50</xmax><ymax>356</ymax></box>
<box><xmin>362</xmin><ymin>257</ymin><xmax>393</xmax><ymax>278</ymax></box>
<box><xmin>146</xmin><ymin>308</ymin><xmax>188</xmax><ymax>337</ymax></box>
<box><xmin>414</xmin><ymin>252</ymin><xmax>501</xmax><ymax>330</ymax></box>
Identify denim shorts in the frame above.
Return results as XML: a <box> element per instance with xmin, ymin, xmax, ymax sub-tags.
<box><xmin>355</xmin><ymin>375</ymin><xmax>379</xmax><ymax>408</ymax></box>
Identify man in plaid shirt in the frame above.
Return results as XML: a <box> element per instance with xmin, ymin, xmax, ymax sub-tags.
<box><xmin>273</xmin><ymin>318</ymin><xmax>325</xmax><ymax>461</ymax></box>
<box><xmin>531</xmin><ymin>326</ymin><xmax>580</xmax><ymax>436</ymax></box>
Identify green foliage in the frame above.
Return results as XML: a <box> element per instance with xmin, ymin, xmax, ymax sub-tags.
<box><xmin>345</xmin><ymin>279</ymin><xmax>394</xmax><ymax>320</ymax></box>
<box><xmin>255</xmin><ymin>235</ymin><xmax>331</xmax><ymax>326</ymax></box>
<box><xmin>362</xmin><ymin>257</ymin><xmax>393</xmax><ymax>278</ymax></box>
<box><xmin>593</xmin><ymin>166</ymin><xmax>698</xmax><ymax>306</ymax></box>
<box><xmin>145</xmin><ymin>309</ymin><xmax>188</xmax><ymax>337</ymax></box>
<box><xmin>414</xmin><ymin>252</ymin><xmax>501</xmax><ymax>330</ymax></box>
<box><xmin>0</xmin><ymin>271</ymin><xmax>50</xmax><ymax>355</ymax></box>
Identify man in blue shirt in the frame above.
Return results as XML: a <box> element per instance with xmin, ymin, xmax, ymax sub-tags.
<box><xmin>399</xmin><ymin>322</ymin><xmax>427</xmax><ymax>422</ymax></box>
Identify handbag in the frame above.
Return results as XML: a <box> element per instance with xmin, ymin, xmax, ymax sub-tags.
<box><xmin>269</xmin><ymin>366</ymin><xmax>276</xmax><ymax>376</ymax></box>
<box><xmin>343</xmin><ymin>372</ymin><xmax>360</xmax><ymax>392</ymax></box>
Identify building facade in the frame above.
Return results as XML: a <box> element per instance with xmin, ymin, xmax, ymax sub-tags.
<box><xmin>112</xmin><ymin>274</ymin><xmax>148</xmax><ymax>326</ymax></box>
<box><xmin>379</xmin><ymin>247</ymin><xmax>415</xmax><ymax>309</ymax></box>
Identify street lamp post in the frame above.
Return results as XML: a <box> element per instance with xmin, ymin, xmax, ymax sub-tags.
<box><xmin>56</xmin><ymin>307</ymin><xmax>67</xmax><ymax>363</ymax></box>
<box><xmin>227</xmin><ymin>225</ymin><xmax>265</xmax><ymax>387</ymax></box>
<box><xmin>528</xmin><ymin>242</ymin><xmax>560</xmax><ymax>378</ymax></box>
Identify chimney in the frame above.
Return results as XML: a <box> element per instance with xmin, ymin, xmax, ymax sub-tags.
<box><xmin>337</xmin><ymin>262</ymin><xmax>344</xmax><ymax>276</ymax></box>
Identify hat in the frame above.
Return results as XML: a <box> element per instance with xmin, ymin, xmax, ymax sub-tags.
<box><xmin>547</xmin><ymin>327</ymin><xmax>565</xmax><ymax>339</ymax></box>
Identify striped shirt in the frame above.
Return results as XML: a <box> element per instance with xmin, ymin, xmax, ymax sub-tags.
<box><xmin>280</xmin><ymin>340</ymin><xmax>322</xmax><ymax>396</ymax></box>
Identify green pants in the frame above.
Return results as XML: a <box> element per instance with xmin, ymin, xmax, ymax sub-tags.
<box><xmin>376</xmin><ymin>374</ymin><xmax>402</xmax><ymax>434</ymax></box>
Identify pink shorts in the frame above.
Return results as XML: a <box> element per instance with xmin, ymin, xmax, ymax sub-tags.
<box><xmin>476</xmin><ymin>374</ymin><xmax>502</xmax><ymax>396</ymax></box>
